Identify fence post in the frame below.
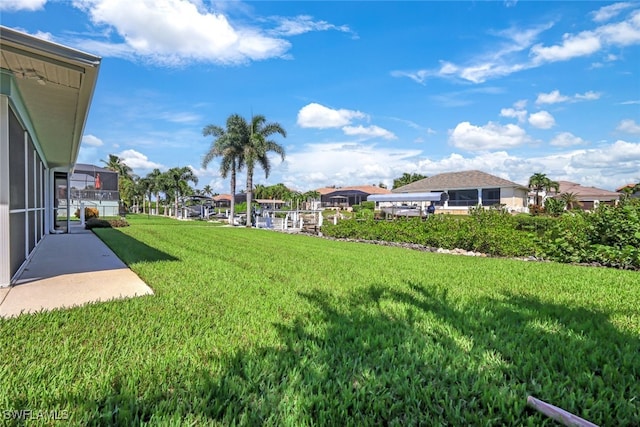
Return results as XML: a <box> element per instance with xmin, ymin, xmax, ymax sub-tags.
<box><xmin>80</xmin><ymin>201</ymin><xmax>85</xmax><ymax>226</ymax></box>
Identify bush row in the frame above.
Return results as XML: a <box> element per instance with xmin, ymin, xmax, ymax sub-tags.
<box><xmin>322</xmin><ymin>208</ymin><xmax>538</xmax><ymax>257</ymax></box>
<box><xmin>85</xmin><ymin>218</ymin><xmax>130</xmax><ymax>229</ymax></box>
<box><xmin>539</xmin><ymin>198</ymin><xmax>640</xmax><ymax>269</ymax></box>
<box><xmin>321</xmin><ymin>199</ymin><xmax>640</xmax><ymax>269</ymax></box>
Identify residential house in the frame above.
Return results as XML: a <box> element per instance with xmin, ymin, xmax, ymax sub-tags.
<box><xmin>545</xmin><ymin>181</ymin><xmax>620</xmax><ymax>210</ymax></box>
<box><xmin>317</xmin><ymin>185</ymin><xmax>392</xmax><ymax>209</ymax></box>
<box><xmin>616</xmin><ymin>183</ymin><xmax>640</xmax><ymax>199</ymax></box>
<box><xmin>213</xmin><ymin>194</ymin><xmax>232</xmax><ymax>208</ymax></box>
<box><xmin>1</xmin><ymin>26</ymin><xmax>101</xmax><ymax>287</ymax></box>
<box><xmin>68</xmin><ymin>163</ymin><xmax>120</xmax><ymax>217</ymax></box>
<box><xmin>392</xmin><ymin>170</ymin><xmax>529</xmax><ymax>214</ymax></box>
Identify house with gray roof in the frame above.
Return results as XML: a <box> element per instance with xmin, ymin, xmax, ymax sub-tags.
<box><xmin>392</xmin><ymin>170</ymin><xmax>529</xmax><ymax>213</ymax></box>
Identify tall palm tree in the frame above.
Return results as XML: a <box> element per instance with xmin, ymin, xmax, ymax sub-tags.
<box><xmin>165</xmin><ymin>166</ymin><xmax>198</xmax><ymax>218</ymax></box>
<box><xmin>528</xmin><ymin>172</ymin><xmax>560</xmax><ymax>207</ymax></box>
<box><xmin>137</xmin><ymin>177</ymin><xmax>151</xmax><ymax>214</ymax></box>
<box><xmin>145</xmin><ymin>168</ymin><xmax>163</xmax><ymax>215</ymax></box>
<box><xmin>241</xmin><ymin>114</ymin><xmax>287</xmax><ymax>228</ymax></box>
<box><xmin>202</xmin><ymin>114</ymin><xmax>246</xmax><ymax>225</ymax></box>
<box><xmin>101</xmin><ymin>154</ymin><xmax>137</xmax><ymax>208</ymax></box>
<box><xmin>101</xmin><ymin>154</ymin><xmax>133</xmax><ymax>179</ymax></box>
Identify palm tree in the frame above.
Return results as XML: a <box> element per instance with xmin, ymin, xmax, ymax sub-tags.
<box><xmin>528</xmin><ymin>173</ymin><xmax>560</xmax><ymax>207</ymax></box>
<box><xmin>392</xmin><ymin>172</ymin><xmax>426</xmax><ymax>189</ymax></box>
<box><xmin>145</xmin><ymin>169</ymin><xmax>163</xmax><ymax>215</ymax></box>
<box><xmin>241</xmin><ymin>114</ymin><xmax>287</xmax><ymax>228</ymax></box>
<box><xmin>101</xmin><ymin>154</ymin><xmax>137</xmax><ymax>208</ymax></box>
<box><xmin>165</xmin><ymin>166</ymin><xmax>198</xmax><ymax>218</ymax></box>
<box><xmin>202</xmin><ymin>185</ymin><xmax>214</xmax><ymax>198</ymax></box>
<box><xmin>560</xmin><ymin>192</ymin><xmax>581</xmax><ymax>210</ymax></box>
<box><xmin>202</xmin><ymin>114</ymin><xmax>246</xmax><ymax>225</ymax></box>
<box><xmin>136</xmin><ymin>177</ymin><xmax>151</xmax><ymax>214</ymax></box>
<box><xmin>101</xmin><ymin>154</ymin><xmax>133</xmax><ymax>179</ymax></box>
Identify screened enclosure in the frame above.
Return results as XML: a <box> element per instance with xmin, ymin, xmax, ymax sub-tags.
<box><xmin>63</xmin><ymin>164</ymin><xmax>120</xmax><ymax>217</ymax></box>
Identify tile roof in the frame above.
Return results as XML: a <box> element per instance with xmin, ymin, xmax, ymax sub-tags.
<box><xmin>213</xmin><ymin>194</ymin><xmax>232</xmax><ymax>201</ymax></box>
<box><xmin>316</xmin><ymin>185</ymin><xmax>392</xmax><ymax>195</ymax></box>
<box><xmin>551</xmin><ymin>181</ymin><xmax>620</xmax><ymax>200</ymax></box>
<box><xmin>392</xmin><ymin>170</ymin><xmax>527</xmax><ymax>192</ymax></box>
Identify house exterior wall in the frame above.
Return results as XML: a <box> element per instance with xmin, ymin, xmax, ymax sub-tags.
<box><xmin>1</xmin><ymin>95</ymin><xmax>47</xmax><ymax>286</ymax></box>
<box><xmin>500</xmin><ymin>187</ymin><xmax>528</xmax><ymax>212</ymax></box>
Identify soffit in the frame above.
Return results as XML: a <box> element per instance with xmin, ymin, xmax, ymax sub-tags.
<box><xmin>1</xmin><ymin>26</ymin><xmax>101</xmax><ymax>170</ymax></box>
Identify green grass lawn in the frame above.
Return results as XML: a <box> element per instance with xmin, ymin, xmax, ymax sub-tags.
<box><xmin>1</xmin><ymin>215</ymin><xmax>638</xmax><ymax>425</ymax></box>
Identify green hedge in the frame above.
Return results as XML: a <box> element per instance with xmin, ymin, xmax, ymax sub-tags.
<box><xmin>322</xmin><ymin>199</ymin><xmax>640</xmax><ymax>269</ymax></box>
<box><xmin>322</xmin><ymin>209</ymin><xmax>538</xmax><ymax>257</ymax></box>
<box><xmin>540</xmin><ymin>198</ymin><xmax>640</xmax><ymax>269</ymax></box>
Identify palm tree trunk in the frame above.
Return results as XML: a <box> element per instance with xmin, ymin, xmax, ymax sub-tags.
<box><xmin>229</xmin><ymin>167</ymin><xmax>236</xmax><ymax>225</ymax></box>
<box><xmin>246</xmin><ymin>166</ymin><xmax>253</xmax><ymax>228</ymax></box>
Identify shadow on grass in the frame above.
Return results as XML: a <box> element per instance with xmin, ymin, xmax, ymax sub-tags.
<box><xmin>56</xmin><ymin>281</ymin><xmax>639</xmax><ymax>425</ymax></box>
<box><xmin>93</xmin><ymin>228</ymin><xmax>179</xmax><ymax>264</ymax></box>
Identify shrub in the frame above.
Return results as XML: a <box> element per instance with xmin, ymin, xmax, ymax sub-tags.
<box><xmin>85</xmin><ymin>218</ymin><xmax>111</xmax><ymax>229</ymax></box>
<box><xmin>544</xmin><ymin>197</ymin><xmax>565</xmax><ymax>217</ymax></box>
<box><xmin>539</xmin><ymin>199</ymin><xmax>640</xmax><ymax>269</ymax></box>
<box><xmin>85</xmin><ymin>218</ymin><xmax>130</xmax><ymax>230</ymax></box>
<box><xmin>322</xmin><ymin>210</ymin><xmax>538</xmax><ymax>257</ymax></box>
<box><xmin>75</xmin><ymin>207</ymin><xmax>99</xmax><ymax>220</ymax></box>
<box><xmin>538</xmin><ymin>212</ymin><xmax>592</xmax><ymax>264</ymax></box>
<box><xmin>108</xmin><ymin>218</ymin><xmax>130</xmax><ymax>228</ymax></box>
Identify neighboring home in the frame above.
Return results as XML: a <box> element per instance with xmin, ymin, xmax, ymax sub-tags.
<box><xmin>392</xmin><ymin>170</ymin><xmax>529</xmax><ymax>214</ymax></box>
<box><xmin>255</xmin><ymin>199</ymin><xmax>287</xmax><ymax>210</ymax></box>
<box><xmin>616</xmin><ymin>183</ymin><xmax>640</xmax><ymax>199</ymax></box>
<box><xmin>213</xmin><ymin>194</ymin><xmax>232</xmax><ymax>208</ymax></box>
<box><xmin>68</xmin><ymin>163</ymin><xmax>119</xmax><ymax>217</ymax></box>
<box><xmin>316</xmin><ymin>185</ymin><xmax>391</xmax><ymax>208</ymax></box>
<box><xmin>546</xmin><ymin>181</ymin><xmax>620</xmax><ymax>210</ymax></box>
<box><xmin>1</xmin><ymin>26</ymin><xmax>101</xmax><ymax>287</ymax></box>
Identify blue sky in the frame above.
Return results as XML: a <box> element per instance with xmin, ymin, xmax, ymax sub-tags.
<box><xmin>2</xmin><ymin>0</ymin><xmax>640</xmax><ymax>192</ymax></box>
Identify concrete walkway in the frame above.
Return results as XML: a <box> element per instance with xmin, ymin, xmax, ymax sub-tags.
<box><xmin>0</xmin><ymin>223</ymin><xmax>153</xmax><ymax>318</ymax></box>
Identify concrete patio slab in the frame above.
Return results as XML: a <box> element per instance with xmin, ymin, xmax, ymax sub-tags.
<box><xmin>0</xmin><ymin>223</ymin><xmax>153</xmax><ymax>318</ymax></box>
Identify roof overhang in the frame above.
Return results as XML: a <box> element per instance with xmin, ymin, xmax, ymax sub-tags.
<box><xmin>0</xmin><ymin>26</ymin><xmax>101</xmax><ymax>171</ymax></box>
<box><xmin>368</xmin><ymin>192</ymin><xmax>444</xmax><ymax>202</ymax></box>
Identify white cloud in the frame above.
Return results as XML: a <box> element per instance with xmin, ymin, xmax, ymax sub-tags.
<box><xmin>82</xmin><ymin>134</ymin><xmax>104</xmax><ymax>147</ymax></box>
<box><xmin>269</xmin><ymin>15</ymin><xmax>355</xmax><ymax>37</ymax></box>
<box><xmin>531</xmin><ymin>31</ymin><xmax>602</xmax><ymax>63</ymax></box>
<box><xmin>500</xmin><ymin>108</ymin><xmax>527</xmax><ymax>123</ymax></box>
<box><xmin>550</xmin><ymin>132</ymin><xmax>586</xmax><ymax>147</ymax></box>
<box><xmin>342</xmin><ymin>125</ymin><xmax>397</xmax><ymax>140</ymax></box>
<box><xmin>574</xmin><ymin>91</ymin><xmax>601</xmax><ymax>101</ymax></box>
<box><xmin>532</xmin><ymin>9</ymin><xmax>640</xmax><ymax>63</ymax></box>
<box><xmin>0</xmin><ymin>0</ymin><xmax>46</xmax><ymax>11</ymax></box>
<box><xmin>617</xmin><ymin>119</ymin><xmax>640</xmax><ymax>134</ymax></box>
<box><xmin>389</xmin><ymin>70</ymin><xmax>429</xmax><ymax>85</ymax></box>
<box><xmin>281</xmin><ymin>142</ymin><xmax>422</xmax><ymax>189</ymax></box>
<box><xmin>394</xmin><ymin>7</ymin><xmax>640</xmax><ymax>85</ymax></box>
<box><xmin>569</xmin><ymin>140</ymin><xmax>640</xmax><ymax>173</ymax></box>
<box><xmin>528</xmin><ymin>111</ymin><xmax>556</xmax><ymax>129</ymax></box>
<box><xmin>535</xmin><ymin>90</ymin><xmax>570</xmax><ymax>105</ymax></box>
<box><xmin>536</xmin><ymin>89</ymin><xmax>601</xmax><ymax>104</ymax></box>
<box><xmin>297</xmin><ymin>103</ymin><xmax>367</xmax><ymax>129</ymax></box>
<box><xmin>70</xmin><ymin>0</ymin><xmax>290</xmax><ymax>66</ymax></box>
<box><xmin>117</xmin><ymin>149</ymin><xmax>164</xmax><ymax>170</ymax></box>
<box><xmin>159</xmin><ymin>111</ymin><xmax>202</xmax><ymax>124</ymax></box>
<box><xmin>591</xmin><ymin>2</ymin><xmax>636</xmax><ymax>23</ymax></box>
<box><xmin>448</xmin><ymin>121</ymin><xmax>530</xmax><ymax>151</ymax></box>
